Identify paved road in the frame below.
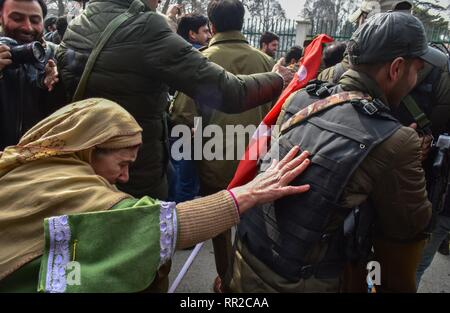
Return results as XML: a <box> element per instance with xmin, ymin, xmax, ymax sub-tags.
<box><xmin>418</xmin><ymin>251</ymin><xmax>450</xmax><ymax>293</ymax></box>
<box><xmin>169</xmin><ymin>231</ymin><xmax>450</xmax><ymax>293</ymax></box>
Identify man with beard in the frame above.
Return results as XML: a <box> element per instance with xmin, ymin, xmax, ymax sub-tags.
<box><xmin>259</xmin><ymin>31</ymin><xmax>279</xmax><ymax>62</ymax></box>
<box><xmin>0</xmin><ymin>0</ymin><xmax>59</xmax><ymax>150</ymax></box>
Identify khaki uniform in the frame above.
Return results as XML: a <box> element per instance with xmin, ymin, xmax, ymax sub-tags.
<box><xmin>170</xmin><ymin>31</ymin><xmax>275</xmax><ymax>280</ymax></box>
<box><xmin>317</xmin><ymin>54</ymin><xmax>350</xmax><ymax>83</ymax></box>
<box><xmin>171</xmin><ymin>31</ymin><xmax>275</xmax><ymax>193</ymax></box>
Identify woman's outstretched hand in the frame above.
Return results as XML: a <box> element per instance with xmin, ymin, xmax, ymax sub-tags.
<box><xmin>230</xmin><ymin>146</ymin><xmax>310</xmax><ymax>215</ymax></box>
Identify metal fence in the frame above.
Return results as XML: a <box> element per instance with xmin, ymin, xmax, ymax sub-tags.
<box><xmin>242</xmin><ymin>17</ymin><xmax>298</xmax><ymax>59</ymax></box>
<box><xmin>308</xmin><ymin>19</ymin><xmax>356</xmax><ymax>42</ymax></box>
<box><xmin>308</xmin><ymin>19</ymin><xmax>450</xmax><ymax>44</ymax></box>
<box><xmin>425</xmin><ymin>26</ymin><xmax>450</xmax><ymax>44</ymax></box>
<box><xmin>242</xmin><ymin>17</ymin><xmax>450</xmax><ymax>57</ymax></box>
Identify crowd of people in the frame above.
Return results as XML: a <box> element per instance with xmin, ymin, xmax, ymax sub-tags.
<box><xmin>0</xmin><ymin>0</ymin><xmax>449</xmax><ymax>293</ymax></box>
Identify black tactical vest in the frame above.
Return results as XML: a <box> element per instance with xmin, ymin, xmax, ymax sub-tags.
<box><xmin>237</xmin><ymin>83</ymin><xmax>401</xmax><ymax>282</ymax></box>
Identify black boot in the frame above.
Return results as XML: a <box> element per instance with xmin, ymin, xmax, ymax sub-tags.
<box><xmin>438</xmin><ymin>234</ymin><xmax>450</xmax><ymax>256</ymax></box>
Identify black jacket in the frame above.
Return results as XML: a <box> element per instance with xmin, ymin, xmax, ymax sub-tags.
<box><xmin>0</xmin><ymin>40</ymin><xmax>58</xmax><ymax>150</ymax></box>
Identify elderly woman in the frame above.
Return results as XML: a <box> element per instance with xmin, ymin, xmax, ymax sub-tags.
<box><xmin>0</xmin><ymin>98</ymin><xmax>310</xmax><ymax>293</ymax></box>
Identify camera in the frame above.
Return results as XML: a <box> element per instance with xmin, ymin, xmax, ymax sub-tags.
<box><xmin>0</xmin><ymin>37</ymin><xmax>46</xmax><ymax>67</ymax></box>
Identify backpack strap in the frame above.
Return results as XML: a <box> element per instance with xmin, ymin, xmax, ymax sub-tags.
<box><xmin>281</xmin><ymin>91</ymin><xmax>372</xmax><ymax>135</ymax></box>
<box><xmin>72</xmin><ymin>0</ymin><xmax>145</xmax><ymax>101</ymax></box>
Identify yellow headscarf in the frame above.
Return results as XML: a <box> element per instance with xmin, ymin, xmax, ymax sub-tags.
<box><xmin>0</xmin><ymin>98</ymin><xmax>143</xmax><ymax>280</ymax></box>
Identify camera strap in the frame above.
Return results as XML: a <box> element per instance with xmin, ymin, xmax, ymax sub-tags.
<box><xmin>72</xmin><ymin>0</ymin><xmax>145</xmax><ymax>101</ymax></box>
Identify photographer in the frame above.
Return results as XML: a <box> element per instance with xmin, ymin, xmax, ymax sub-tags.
<box><xmin>0</xmin><ymin>0</ymin><xmax>59</xmax><ymax>151</ymax></box>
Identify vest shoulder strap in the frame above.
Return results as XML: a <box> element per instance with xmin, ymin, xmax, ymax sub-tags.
<box><xmin>281</xmin><ymin>91</ymin><xmax>372</xmax><ymax>135</ymax></box>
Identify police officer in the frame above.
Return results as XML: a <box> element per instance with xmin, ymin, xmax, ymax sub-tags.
<box><xmin>319</xmin><ymin>3</ymin><xmax>450</xmax><ymax>290</ymax></box>
<box><xmin>224</xmin><ymin>12</ymin><xmax>447</xmax><ymax>293</ymax></box>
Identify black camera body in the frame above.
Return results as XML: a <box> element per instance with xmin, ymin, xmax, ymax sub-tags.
<box><xmin>0</xmin><ymin>37</ymin><xmax>46</xmax><ymax>68</ymax></box>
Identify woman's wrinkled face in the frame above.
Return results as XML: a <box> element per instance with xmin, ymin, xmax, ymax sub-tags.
<box><xmin>90</xmin><ymin>146</ymin><xmax>139</xmax><ymax>184</ymax></box>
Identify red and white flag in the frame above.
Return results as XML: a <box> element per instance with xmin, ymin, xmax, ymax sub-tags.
<box><xmin>228</xmin><ymin>34</ymin><xmax>334</xmax><ymax>189</ymax></box>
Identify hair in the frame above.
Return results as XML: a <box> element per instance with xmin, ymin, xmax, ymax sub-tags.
<box><xmin>56</xmin><ymin>15</ymin><xmax>68</xmax><ymax>38</ymax></box>
<box><xmin>44</xmin><ymin>16</ymin><xmax>56</xmax><ymax>31</ymax></box>
<box><xmin>207</xmin><ymin>0</ymin><xmax>245</xmax><ymax>33</ymax></box>
<box><xmin>0</xmin><ymin>0</ymin><xmax>47</xmax><ymax>17</ymax></box>
<box><xmin>177</xmin><ymin>13</ymin><xmax>209</xmax><ymax>42</ymax></box>
<box><xmin>93</xmin><ymin>147</ymin><xmax>115</xmax><ymax>156</ymax></box>
<box><xmin>259</xmin><ymin>31</ymin><xmax>279</xmax><ymax>49</ymax></box>
<box><xmin>93</xmin><ymin>144</ymin><xmax>141</xmax><ymax>156</ymax></box>
<box><xmin>349</xmin><ymin>57</ymin><xmax>415</xmax><ymax>79</ymax></box>
<box><xmin>323</xmin><ymin>41</ymin><xmax>347</xmax><ymax>68</ymax></box>
<box><xmin>285</xmin><ymin>46</ymin><xmax>303</xmax><ymax>64</ymax></box>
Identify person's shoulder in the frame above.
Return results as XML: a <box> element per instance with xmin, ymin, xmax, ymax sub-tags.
<box><xmin>385</xmin><ymin>126</ymin><xmax>419</xmax><ymax>147</ymax></box>
<box><xmin>138</xmin><ymin>12</ymin><xmax>188</xmax><ymax>47</ymax></box>
<box><xmin>373</xmin><ymin>125</ymin><xmax>420</xmax><ymax>163</ymax></box>
<box><xmin>149</xmin><ymin>11</ymin><xmax>172</xmax><ymax>25</ymax></box>
<box><xmin>131</xmin><ymin>10</ymin><xmax>173</xmax><ymax>35</ymax></box>
<box><xmin>317</xmin><ymin>66</ymin><xmax>335</xmax><ymax>82</ymax></box>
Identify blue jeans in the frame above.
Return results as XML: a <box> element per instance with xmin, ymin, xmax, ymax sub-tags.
<box><xmin>167</xmin><ymin>137</ymin><xmax>199</xmax><ymax>203</ymax></box>
<box><xmin>416</xmin><ymin>215</ymin><xmax>450</xmax><ymax>287</ymax></box>
<box><xmin>169</xmin><ymin>158</ymin><xmax>199</xmax><ymax>203</ymax></box>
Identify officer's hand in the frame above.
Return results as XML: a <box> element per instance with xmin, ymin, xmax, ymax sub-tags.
<box><xmin>44</xmin><ymin>59</ymin><xmax>59</xmax><ymax>91</ymax></box>
<box><xmin>409</xmin><ymin>123</ymin><xmax>432</xmax><ymax>161</ymax></box>
<box><xmin>0</xmin><ymin>44</ymin><xmax>12</xmax><ymax>71</ymax></box>
<box><xmin>272</xmin><ymin>57</ymin><xmax>294</xmax><ymax>90</ymax></box>
<box><xmin>230</xmin><ymin>146</ymin><xmax>311</xmax><ymax>215</ymax></box>
<box><xmin>420</xmin><ymin>134</ymin><xmax>433</xmax><ymax>161</ymax></box>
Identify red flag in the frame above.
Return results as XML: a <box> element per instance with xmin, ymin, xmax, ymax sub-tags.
<box><xmin>228</xmin><ymin>34</ymin><xmax>334</xmax><ymax>189</ymax></box>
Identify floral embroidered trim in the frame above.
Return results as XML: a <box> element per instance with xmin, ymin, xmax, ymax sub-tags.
<box><xmin>45</xmin><ymin>215</ymin><xmax>71</xmax><ymax>293</ymax></box>
<box><xmin>159</xmin><ymin>201</ymin><xmax>177</xmax><ymax>267</ymax></box>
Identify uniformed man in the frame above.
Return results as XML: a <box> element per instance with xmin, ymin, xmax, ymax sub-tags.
<box><xmin>224</xmin><ymin>12</ymin><xmax>447</xmax><ymax>293</ymax></box>
<box><xmin>318</xmin><ymin>0</ymin><xmax>450</xmax><ymax>290</ymax></box>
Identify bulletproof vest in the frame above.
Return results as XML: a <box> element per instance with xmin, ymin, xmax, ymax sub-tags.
<box><xmin>237</xmin><ymin>82</ymin><xmax>401</xmax><ymax>282</ymax></box>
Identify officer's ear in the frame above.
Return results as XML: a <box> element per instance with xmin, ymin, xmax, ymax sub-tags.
<box><xmin>388</xmin><ymin>57</ymin><xmax>407</xmax><ymax>82</ymax></box>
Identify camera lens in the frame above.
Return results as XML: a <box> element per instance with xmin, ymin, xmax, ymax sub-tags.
<box><xmin>10</xmin><ymin>41</ymin><xmax>46</xmax><ymax>65</ymax></box>
<box><xmin>31</xmin><ymin>42</ymin><xmax>46</xmax><ymax>63</ymax></box>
